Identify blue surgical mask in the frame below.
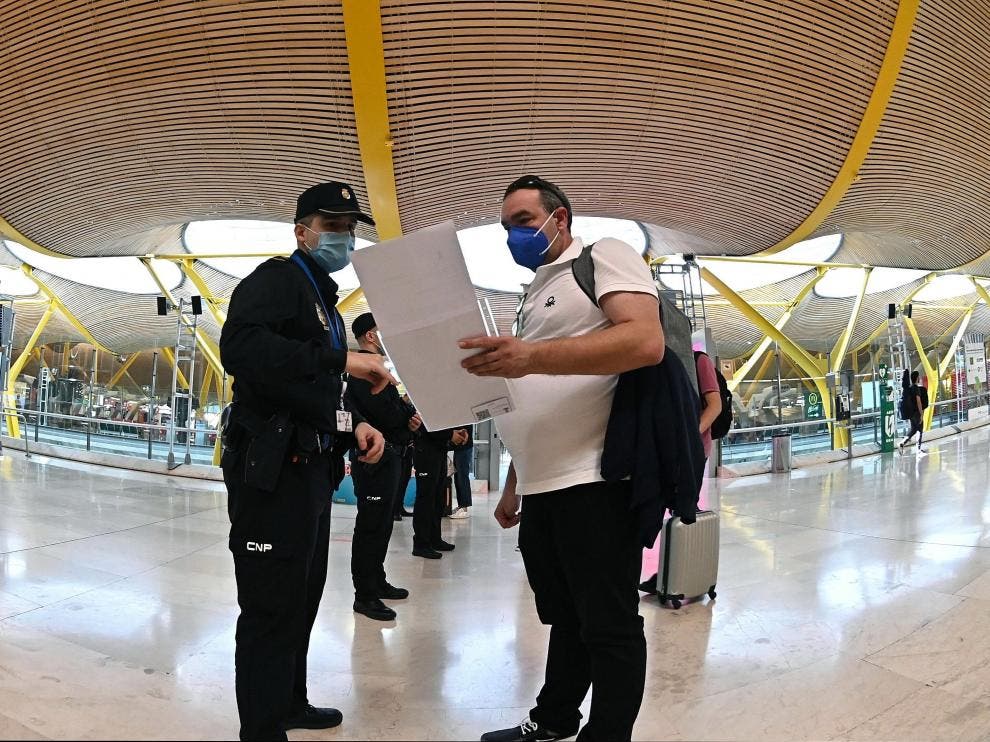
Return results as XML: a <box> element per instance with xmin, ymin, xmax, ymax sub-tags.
<box><xmin>305</xmin><ymin>228</ymin><xmax>355</xmax><ymax>273</ymax></box>
<box><xmin>506</xmin><ymin>212</ymin><xmax>558</xmax><ymax>271</ymax></box>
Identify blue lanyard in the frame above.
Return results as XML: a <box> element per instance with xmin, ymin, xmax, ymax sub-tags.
<box><xmin>291</xmin><ymin>254</ymin><xmax>345</xmax><ymax>351</ymax></box>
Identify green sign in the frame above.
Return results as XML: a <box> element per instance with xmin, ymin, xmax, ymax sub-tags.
<box><xmin>879</xmin><ymin>384</ymin><xmax>895</xmax><ymax>453</ymax></box>
<box><xmin>878</xmin><ymin>363</ymin><xmax>889</xmax><ymax>381</ymax></box>
<box><xmin>804</xmin><ymin>391</ymin><xmax>824</xmax><ymax>420</ymax></box>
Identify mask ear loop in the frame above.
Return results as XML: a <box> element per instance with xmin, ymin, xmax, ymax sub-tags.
<box><xmin>538</xmin><ymin>210</ymin><xmax>560</xmax><ymax>256</ymax></box>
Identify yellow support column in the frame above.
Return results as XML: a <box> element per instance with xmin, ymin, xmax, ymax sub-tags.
<box><xmin>178</xmin><ymin>259</ymin><xmax>227</xmax><ymax>326</ymax></box>
<box><xmin>761</xmin><ymin>0</ymin><xmax>919</xmax><ymax>253</ymax></box>
<box><xmin>21</xmin><ymin>266</ymin><xmax>108</xmax><ymax>351</ymax></box>
<box><xmin>700</xmin><ymin>266</ymin><xmax>833</xmax><ymax>434</ymax></box>
<box><xmin>729</xmin><ymin>268</ymin><xmax>829</xmax><ymax>392</ymax></box>
<box><xmin>141</xmin><ymin>259</ymin><xmax>224</xmax><ymax>380</ymax></box>
<box><xmin>107</xmin><ymin>353</ymin><xmax>139</xmax><ymax>389</ymax></box>
<box><xmin>904</xmin><ymin>317</ymin><xmax>941</xmax><ymax>430</ymax></box>
<box><xmin>5</xmin><ymin>302</ymin><xmax>56</xmax><ymax>437</ymax></box>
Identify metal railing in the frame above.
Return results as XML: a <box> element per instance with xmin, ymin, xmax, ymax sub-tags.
<box><xmin>3</xmin><ymin>406</ymin><xmax>214</xmax><ymax>464</ymax></box>
<box><xmin>2</xmin><ymin>407</ymin><xmax>30</xmax><ymax>459</ymax></box>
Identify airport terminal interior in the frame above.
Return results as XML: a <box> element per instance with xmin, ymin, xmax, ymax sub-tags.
<box><xmin>5</xmin><ymin>0</ymin><xmax>990</xmax><ymax>739</ymax></box>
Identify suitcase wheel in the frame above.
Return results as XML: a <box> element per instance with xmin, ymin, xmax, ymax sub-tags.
<box><xmin>708</xmin><ymin>586</ymin><xmax>717</xmax><ymax>600</ymax></box>
<box><xmin>657</xmin><ymin>593</ymin><xmax>667</xmax><ymax>605</ymax></box>
<box><xmin>670</xmin><ymin>598</ymin><xmax>682</xmax><ymax>610</ymax></box>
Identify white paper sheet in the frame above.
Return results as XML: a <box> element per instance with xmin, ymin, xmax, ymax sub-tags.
<box><xmin>350</xmin><ymin>220</ymin><xmax>515</xmax><ymax>430</ymax></box>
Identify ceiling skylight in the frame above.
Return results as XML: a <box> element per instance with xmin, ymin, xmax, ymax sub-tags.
<box><xmin>0</xmin><ymin>266</ymin><xmax>40</xmax><ymax>297</ymax></box>
<box><xmin>815</xmin><ymin>266</ymin><xmax>930</xmax><ymax>298</ymax></box>
<box><xmin>4</xmin><ymin>240</ymin><xmax>181</xmax><ymax>294</ymax></box>
<box><xmin>912</xmin><ymin>275</ymin><xmax>978</xmax><ymax>303</ymax></box>
<box><xmin>661</xmin><ymin>233</ymin><xmax>842</xmax><ymax>294</ymax></box>
<box><xmin>183</xmin><ymin>220</ymin><xmax>373</xmax><ymax>287</ymax></box>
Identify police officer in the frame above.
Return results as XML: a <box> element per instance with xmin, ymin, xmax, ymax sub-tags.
<box><xmin>219</xmin><ymin>181</ymin><xmax>394</xmax><ymax>741</ymax></box>
<box><xmin>412</xmin><ymin>424</ymin><xmax>468</xmax><ymax>558</ymax></box>
<box><xmin>346</xmin><ymin>312</ymin><xmax>422</xmax><ymax>621</ymax></box>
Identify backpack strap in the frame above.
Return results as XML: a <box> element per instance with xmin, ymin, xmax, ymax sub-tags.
<box><xmin>570</xmin><ymin>242</ymin><xmax>599</xmax><ymax>307</ymax></box>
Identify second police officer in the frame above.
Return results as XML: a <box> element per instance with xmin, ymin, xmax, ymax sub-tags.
<box><xmin>219</xmin><ymin>182</ymin><xmax>395</xmax><ymax>741</ymax></box>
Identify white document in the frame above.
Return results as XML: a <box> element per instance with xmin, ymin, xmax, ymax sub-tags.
<box><xmin>350</xmin><ymin>220</ymin><xmax>515</xmax><ymax>430</ymax></box>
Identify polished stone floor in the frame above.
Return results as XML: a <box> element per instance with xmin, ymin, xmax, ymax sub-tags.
<box><xmin>4</xmin><ymin>430</ymin><xmax>990</xmax><ymax>740</ymax></box>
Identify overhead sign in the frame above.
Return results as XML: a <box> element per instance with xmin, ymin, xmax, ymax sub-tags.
<box><xmin>804</xmin><ymin>391</ymin><xmax>824</xmax><ymax>420</ymax></box>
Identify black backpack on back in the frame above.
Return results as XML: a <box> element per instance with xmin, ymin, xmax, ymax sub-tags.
<box><xmin>695</xmin><ymin>351</ymin><xmax>733</xmax><ymax>439</ymax></box>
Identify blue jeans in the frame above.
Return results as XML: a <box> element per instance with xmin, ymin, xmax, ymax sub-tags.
<box><xmin>453</xmin><ymin>447</ymin><xmax>473</xmax><ymax>508</ymax></box>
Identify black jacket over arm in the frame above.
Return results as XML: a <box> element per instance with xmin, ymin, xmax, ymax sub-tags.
<box><xmin>220</xmin><ymin>249</ymin><xmax>360</xmax><ymax>434</ymax></box>
<box><xmin>601</xmin><ymin>350</ymin><xmax>706</xmax><ymax>548</ymax></box>
<box><xmin>345</xmin><ymin>350</ymin><xmax>415</xmax><ymax>446</ymax></box>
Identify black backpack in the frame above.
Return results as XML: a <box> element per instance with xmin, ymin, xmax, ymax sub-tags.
<box><xmin>695</xmin><ymin>351</ymin><xmax>733</xmax><ymax>439</ymax></box>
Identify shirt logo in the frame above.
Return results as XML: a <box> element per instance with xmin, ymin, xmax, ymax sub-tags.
<box><xmin>246</xmin><ymin>541</ymin><xmax>272</xmax><ymax>553</ymax></box>
<box><xmin>315</xmin><ymin>303</ymin><xmax>330</xmax><ymax>331</ymax></box>
<box><xmin>544</xmin><ymin>296</ymin><xmax>556</xmax><ymax>308</ymax></box>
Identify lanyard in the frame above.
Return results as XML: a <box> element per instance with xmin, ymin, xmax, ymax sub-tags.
<box><xmin>291</xmin><ymin>254</ymin><xmax>345</xmax><ymax>351</ymax></box>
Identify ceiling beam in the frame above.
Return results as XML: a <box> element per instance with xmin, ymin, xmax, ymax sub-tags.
<box><xmin>761</xmin><ymin>0</ymin><xmax>920</xmax><ymax>254</ymax></box>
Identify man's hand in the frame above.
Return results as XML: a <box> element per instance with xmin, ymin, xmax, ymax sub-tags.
<box><xmin>354</xmin><ymin>422</ymin><xmax>385</xmax><ymax>464</ymax></box>
<box><xmin>407</xmin><ymin>412</ymin><xmax>423</xmax><ymax>432</ymax></box>
<box><xmin>346</xmin><ymin>352</ymin><xmax>397</xmax><ymax>394</ymax></box>
<box><xmin>459</xmin><ymin>336</ymin><xmax>535</xmax><ymax>378</ymax></box>
<box><xmin>451</xmin><ymin>428</ymin><xmax>469</xmax><ymax>446</ymax></box>
<box><xmin>494</xmin><ymin>489</ymin><xmax>522</xmax><ymax>529</ymax></box>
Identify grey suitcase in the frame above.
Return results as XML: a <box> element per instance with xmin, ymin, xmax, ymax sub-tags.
<box><xmin>657</xmin><ymin>510</ymin><xmax>719</xmax><ymax>609</ymax></box>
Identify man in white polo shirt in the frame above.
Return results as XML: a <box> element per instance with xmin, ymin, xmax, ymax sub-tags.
<box><xmin>460</xmin><ymin>175</ymin><xmax>664</xmax><ymax>742</ymax></box>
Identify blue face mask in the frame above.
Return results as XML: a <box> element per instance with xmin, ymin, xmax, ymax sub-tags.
<box><xmin>305</xmin><ymin>229</ymin><xmax>355</xmax><ymax>273</ymax></box>
<box><xmin>506</xmin><ymin>212</ymin><xmax>559</xmax><ymax>271</ymax></box>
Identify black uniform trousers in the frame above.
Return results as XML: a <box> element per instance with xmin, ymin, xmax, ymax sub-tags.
<box><xmin>224</xmin><ymin>447</ymin><xmax>334</xmax><ymax>742</ymax></box>
<box><xmin>393</xmin><ymin>444</ymin><xmax>414</xmax><ymax>517</ymax></box>
<box><xmin>350</xmin><ymin>446</ymin><xmax>402</xmax><ymax>600</ymax></box>
<box><xmin>412</xmin><ymin>441</ymin><xmax>447</xmax><ymax>549</ymax></box>
<box><xmin>519</xmin><ymin>480</ymin><xmax>646</xmax><ymax>742</ymax></box>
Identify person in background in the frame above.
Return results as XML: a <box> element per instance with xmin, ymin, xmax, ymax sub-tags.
<box><xmin>346</xmin><ymin>312</ymin><xmax>422</xmax><ymax>621</ymax></box>
<box><xmin>695</xmin><ymin>350</ymin><xmax>723</xmax><ymax>461</ymax></box>
<box><xmin>449</xmin><ymin>425</ymin><xmax>474</xmax><ymax>518</ymax></box>
<box><xmin>412</xmin><ymin>424</ymin><xmax>469</xmax><ymax>558</ymax></box>
<box><xmin>900</xmin><ymin>369</ymin><xmax>928</xmax><ymax>454</ymax></box>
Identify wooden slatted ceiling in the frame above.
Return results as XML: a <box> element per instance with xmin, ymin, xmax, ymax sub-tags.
<box><xmin>817</xmin><ymin>0</ymin><xmax>990</xmax><ymax>270</ymax></box>
<box><xmin>0</xmin><ymin>0</ymin><xmax>369</xmax><ymax>257</ymax></box>
<box><xmin>9</xmin><ymin>300</ymin><xmax>84</xmax><ymax>350</ymax></box>
<box><xmin>380</xmin><ymin>0</ymin><xmax>894</xmax><ymax>251</ymax></box>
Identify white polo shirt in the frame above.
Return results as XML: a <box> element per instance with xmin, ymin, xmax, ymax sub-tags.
<box><xmin>495</xmin><ymin>236</ymin><xmax>658</xmax><ymax>496</ymax></box>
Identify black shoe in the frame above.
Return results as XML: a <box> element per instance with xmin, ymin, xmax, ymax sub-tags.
<box><xmin>283</xmin><ymin>704</ymin><xmax>343</xmax><ymax>731</ymax></box>
<box><xmin>639</xmin><ymin>573</ymin><xmax>658</xmax><ymax>594</ymax></box>
<box><xmin>433</xmin><ymin>540</ymin><xmax>455</xmax><ymax>552</ymax></box>
<box><xmin>379</xmin><ymin>582</ymin><xmax>409</xmax><ymax>600</ymax></box>
<box><xmin>480</xmin><ymin>717</ymin><xmax>576</xmax><ymax>741</ymax></box>
<box><xmin>353</xmin><ymin>598</ymin><xmax>397</xmax><ymax>621</ymax></box>
<box><xmin>412</xmin><ymin>546</ymin><xmax>442</xmax><ymax>559</ymax></box>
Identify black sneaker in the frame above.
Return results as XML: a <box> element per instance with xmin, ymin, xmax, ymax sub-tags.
<box><xmin>413</xmin><ymin>546</ymin><xmax>442</xmax><ymax>559</ymax></box>
<box><xmin>353</xmin><ymin>598</ymin><xmax>397</xmax><ymax>621</ymax></box>
<box><xmin>433</xmin><ymin>540</ymin><xmax>455</xmax><ymax>552</ymax></box>
<box><xmin>283</xmin><ymin>704</ymin><xmax>343</xmax><ymax>731</ymax></box>
<box><xmin>379</xmin><ymin>582</ymin><xmax>409</xmax><ymax>600</ymax></box>
<box><xmin>480</xmin><ymin>717</ymin><xmax>575</xmax><ymax>741</ymax></box>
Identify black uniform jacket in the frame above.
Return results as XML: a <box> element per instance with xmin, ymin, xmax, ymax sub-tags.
<box><xmin>345</xmin><ymin>350</ymin><xmax>415</xmax><ymax>447</ymax></box>
<box><xmin>601</xmin><ymin>350</ymin><xmax>706</xmax><ymax>548</ymax></box>
<box><xmin>220</xmin><ymin>248</ymin><xmax>361</xmax><ymax>436</ymax></box>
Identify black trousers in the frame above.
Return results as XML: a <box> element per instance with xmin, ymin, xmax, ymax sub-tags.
<box><xmin>519</xmin><ymin>480</ymin><xmax>646</xmax><ymax>742</ymax></box>
<box><xmin>413</xmin><ymin>442</ymin><xmax>447</xmax><ymax>549</ymax></box>
<box><xmin>224</xmin><ymin>448</ymin><xmax>334</xmax><ymax>742</ymax></box>
<box><xmin>393</xmin><ymin>445</ymin><xmax>414</xmax><ymax>516</ymax></box>
<box><xmin>905</xmin><ymin>413</ymin><xmax>924</xmax><ymax>445</ymax></box>
<box><xmin>350</xmin><ymin>447</ymin><xmax>401</xmax><ymax>600</ymax></box>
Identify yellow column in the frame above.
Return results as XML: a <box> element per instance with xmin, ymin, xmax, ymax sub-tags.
<box><xmin>5</xmin><ymin>303</ymin><xmax>56</xmax><ymax>437</ymax></box>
